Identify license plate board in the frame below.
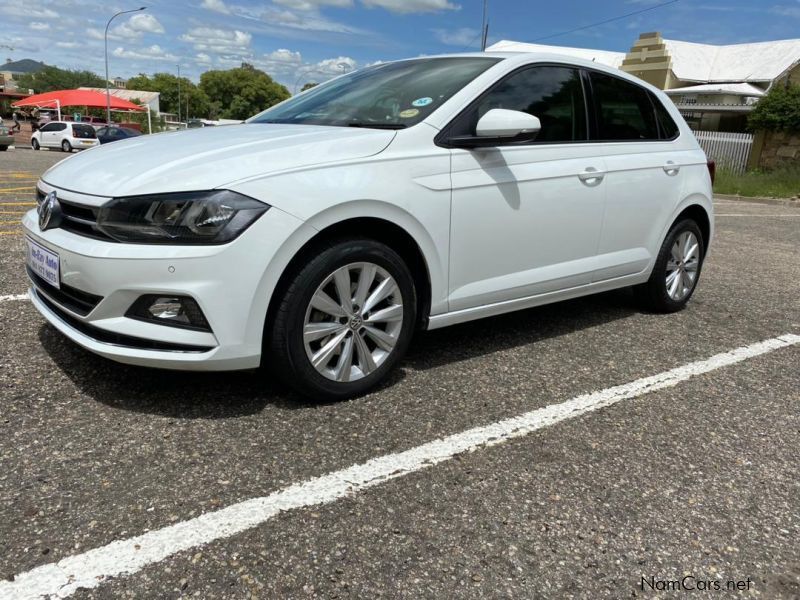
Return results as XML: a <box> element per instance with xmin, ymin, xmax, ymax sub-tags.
<box><xmin>26</xmin><ymin>237</ymin><xmax>60</xmax><ymax>289</ymax></box>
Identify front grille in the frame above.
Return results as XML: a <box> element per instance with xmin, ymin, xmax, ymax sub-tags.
<box><xmin>27</xmin><ymin>266</ymin><xmax>103</xmax><ymax>316</ymax></box>
<box><xmin>59</xmin><ymin>200</ymin><xmax>116</xmax><ymax>242</ymax></box>
<box><xmin>34</xmin><ymin>289</ymin><xmax>214</xmax><ymax>353</ymax></box>
<box><xmin>36</xmin><ymin>188</ymin><xmax>116</xmax><ymax>242</ymax></box>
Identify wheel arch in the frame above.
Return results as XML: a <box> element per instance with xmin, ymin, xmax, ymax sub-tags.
<box><xmin>262</xmin><ymin>209</ymin><xmax>438</xmax><ymax>360</ymax></box>
<box><xmin>671</xmin><ymin>200</ymin><xmax>712</xmax><ymax>257</ymax></box>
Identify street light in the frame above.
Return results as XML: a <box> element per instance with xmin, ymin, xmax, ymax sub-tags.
<box><xmin>105</xmin><ymin>6</ymin><xmax>146</xmax><ymax>125</ymax></box>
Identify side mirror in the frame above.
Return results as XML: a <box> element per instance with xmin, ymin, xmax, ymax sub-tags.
<box><xmin>446</xmin><ymin>109</ymin><xmax>541</xmax><ymax>148</ymax></box>
<box><xmin>476</xmin><ymin>109</ymin><xmax>541</xmax><ymax>138</ymax></box>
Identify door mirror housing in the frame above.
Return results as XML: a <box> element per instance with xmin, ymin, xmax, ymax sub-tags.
<box><xmin>446</xmin><ymin>109</ymin><xmax>541</xmax><ymax>148</ymax></box>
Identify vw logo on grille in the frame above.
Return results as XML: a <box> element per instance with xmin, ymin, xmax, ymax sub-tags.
<box><xmin>38</xmin><ymin>191</ymin><xmax>62</xmax><ymax>231</ymax></box>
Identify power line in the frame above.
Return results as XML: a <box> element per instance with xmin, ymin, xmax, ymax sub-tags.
<box><xmin>528</xmin><ymin>0</ymin><xmax>679</xmax><ymax>43</ymax></box>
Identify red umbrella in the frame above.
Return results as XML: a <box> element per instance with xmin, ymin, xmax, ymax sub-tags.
<box><xmin>12</xmin><ymin>89</ymin><xmax>146</xmax><ymax>112</ymax></box>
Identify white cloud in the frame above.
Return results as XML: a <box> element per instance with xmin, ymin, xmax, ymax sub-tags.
<box><xmin>180</xmin><ymin>27</ymin><xmax>252</xmax><ymax>54</ymax></box>
<box><xmin>29</xmin><ymin>21</ymin><xmax>51</xmax><ymax>31</ymax></box>
<box><xmin>195</xmin><ymin>52</ymin><xmax>213</xmax><ymax>65</ymax></box>
<box><xmin>1</xmin><ymin>0</ymin><xmax>57</xmax><ymax>19</ymax></box>
<box><xmin>274</xmin><ymin>0</ymin><xmax>353</xmax><ymax>9</ymax></box>
<box><xmin>266</xmin><ymin>48</ymin><xmax>303</xmax><ymax>64</ymax></box>
<box><xmin>56</xmin><ymin>41</ymin><xmax>81</xmax><ymax>49</ymax></box>
<box><xmin>113</xmin><ymin>44</ymin><xmax>178</xmax><ymax>61</ymax></box>
<box><xmin>361</xmin><ymin>0</ymin><xmax>459</xmax><ymax>14</ymax></box>
<box><xmin>432</xmin><ymin>27</ymin><xmax>479</xmax><ymax>46</ymax></box>
<box><xmin>771</xmin><ymin>3</ymin><xmax>800</xmax><ymax>17</ymax></box>
<box><xmin>315</xmin><ymin>55</ymin><xmax>357</xmax><ymax>75</ymax></box>
<box><xmin>257</xmin><ymin>6</ymin><xmax>363</xmax><ymax>33</ymax></box>
<box><xmin>201</xmin><ymin>0</ymin><xmax>231</xmax><ymax>14</ymax></box>
<box><xmin>111</xmin><ymin>13</ymin><xmax>166</xmax><ymax>39</ymax></box>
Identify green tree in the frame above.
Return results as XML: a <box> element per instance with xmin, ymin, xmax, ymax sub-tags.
<box><xmin>16</xmin><ymin>66</ymin><xmax>105</xmax><ymax>93</ymax></box>
<box><xmin>126</xmin><ymin>72</ymin><xmax>210</xmax><ymax>119</ymax></box>
<box><xmin>199</xmin><ymin>64</ymin><xmax>290</xmax><ymax>120</ymax></box>
<box><xmin>300</xmin><ymin>82</ymin><xmax>319</xmax><ymax>92</ymax></box>
<box><xmin>748</xmin><ymin>83</ymin><xmax>800</xmax><ymax>133</ymax></box>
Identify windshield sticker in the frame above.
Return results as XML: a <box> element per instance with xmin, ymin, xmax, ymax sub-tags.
<box><xmin>412</xmin><ymin>97</ymin><xmax>433</xmax><ymax>107</ymax></box>
<box><xmin>399</xmin><ymin>108</ymin><xmax>420</xmax><ymax>118</ymax></box>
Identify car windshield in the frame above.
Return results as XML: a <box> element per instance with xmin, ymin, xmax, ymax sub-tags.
<box><xmin>249</xmin><ymin>57</ymin><xmax>501</xmax><ymax>129</ymax></box>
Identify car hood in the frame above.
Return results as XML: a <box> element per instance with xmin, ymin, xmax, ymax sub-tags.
<box><xmin>41</xmin><ymin>124</ymin><xmax>396</xmax><ymax>197</ymax></box>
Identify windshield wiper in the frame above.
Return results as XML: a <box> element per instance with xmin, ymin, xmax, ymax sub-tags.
<box><xmin>346</xmin><ymin>122</ymin><xmax>407</xmax><ymax>130</ymax></box>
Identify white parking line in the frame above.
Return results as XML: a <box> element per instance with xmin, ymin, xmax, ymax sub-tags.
<box><xmin>715</xmin><ymin>214</ymin><xmax>800</xmax><ymax>217</ymax></box>
<box><xmin>1</xmin><ymin>333</ymin><xmax>798</xmax><ymax>600</ymax></box>
<box><xmin>0</xmin><ymin>293</ymin><xmax>28</xmax><ymax>303</ymax></box>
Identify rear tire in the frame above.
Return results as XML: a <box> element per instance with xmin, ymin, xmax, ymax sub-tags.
<box><xmin>0</xmin><ymin>146</ymin><xmax>7</xmax><ymax>151</ymax></box>
<box><xmin>635</xmin><ymin>218</ymin><xmax>705</xmax><ymax>313</ymax></box>
<box><xmin>61</xmin><ymin>140</ymin><xmax>72</xmax><ymax>152</ymax></box>
<box><xmin>268</xmin><ymin>238</ymin><xmax>417</xmax><ymax>400</ymax></box>
<box><xmin>31</xmin><ymin>139</ymin><xmax>40</xmax><ymax>151</ymax></box>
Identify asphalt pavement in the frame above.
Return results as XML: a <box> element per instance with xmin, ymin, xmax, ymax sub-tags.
<box><xmin>0</xmin><ymin>149</ymin><xmax>798</xmax><ymax>599</ymax></box>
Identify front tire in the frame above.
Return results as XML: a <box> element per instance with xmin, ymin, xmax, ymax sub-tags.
<box><xmin>31</xmin><ymin>139</ymin><xmax>40</xmax><ymax>151</ymax></box>
<box><xmin>268</xmin><ymin>239</ymin><xmax>417</xmax><ymax>400</ymax></box>
<box><xmin>636</xmin><ymin>219</ymin><xmax>705</xmax><ymax>313</ymax></box>
<box><xmin>61</xmin><ymin>140</ymin><xmax>72</xmax><ymax>152</ymax></box>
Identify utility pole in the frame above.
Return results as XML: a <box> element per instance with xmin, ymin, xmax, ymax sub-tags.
<box><xmin>176</xmin><ymin>64</ymin><xmax>181</xmax><ymax>125</ymax></box>
<box><xmin>480</xmin><ymin>0</ymin><xmax>489</xmax><ymax>51</ymax></box>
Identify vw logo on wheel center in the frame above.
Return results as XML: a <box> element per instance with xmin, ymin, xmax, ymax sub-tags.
<box><xmin>38</xmin><ymin>191</ymin><xmax>62</xmax><ymax>231</ymax></box>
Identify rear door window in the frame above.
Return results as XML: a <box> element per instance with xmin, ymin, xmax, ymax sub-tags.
<box><xmin>589</xmin><ymin>72</ymin><xmax>659</xmax><ymax>141</ymax></box>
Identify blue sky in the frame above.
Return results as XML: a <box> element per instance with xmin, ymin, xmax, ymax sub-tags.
<box><xmin>2</xmin><ymin>0</ymin><xmax>800</xmax><ymax>90</ymax></box>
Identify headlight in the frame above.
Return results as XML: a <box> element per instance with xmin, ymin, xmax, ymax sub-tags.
<box><xmin>96</xmin><ymin>190</ymin><xmax>269</xmax><ymax>244</ymax></box>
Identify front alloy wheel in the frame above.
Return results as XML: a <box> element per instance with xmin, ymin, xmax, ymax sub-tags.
<box><xmin>304</xmin><ymin>262</ymin><xmax>404</xmax><ymax>383</ymax></box>
<box><xmin>269</xmin><ymin>238</ymin><xmax>416</xmax><ymax>400</ymax></box>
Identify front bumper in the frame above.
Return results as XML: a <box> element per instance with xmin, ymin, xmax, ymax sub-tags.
<box><xmin>22</xmin><ymin>194</ymin><xmax>305</xmax><ymax>371</ymax></box>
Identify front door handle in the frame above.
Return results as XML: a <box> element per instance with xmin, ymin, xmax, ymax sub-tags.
<box><xmin>663</xmin><ymin>161</ymin><xmax>680</xmax><ymax>176</ymax></box>
<box><xmin>578</xmin><ymin>167</ymin><xmax>605</xmax><ymax>186</ymax></box>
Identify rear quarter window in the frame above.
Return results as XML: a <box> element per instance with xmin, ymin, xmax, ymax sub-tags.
<box><xmin>649</xmin><ymin>92</ymin><xmax>680</xmax><ymax>140</ymax></box>
<box><xmin>589</xmin><ymin>72</ymin><xmax>659</xmax><ymax>141</ymax></box>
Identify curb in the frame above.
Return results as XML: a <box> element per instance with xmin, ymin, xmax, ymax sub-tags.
<box><xmin>714</xmin><ymin>193</ymin><xmax>800</xmax><ymax>207</ymax></box>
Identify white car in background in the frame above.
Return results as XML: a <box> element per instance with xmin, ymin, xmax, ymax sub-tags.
<box><xmin>24</xmin><ymin>52</ymin><xmax>713</xmax><ymax>400</ymax></box>
<box><xmin>31</xmin><ymin>121</ymin><xmax>100</xmax><ymax>152</ymax></box>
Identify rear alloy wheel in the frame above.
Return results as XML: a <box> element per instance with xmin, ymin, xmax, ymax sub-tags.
<box><xmin>61</xmin><ymin>140</ymin><xmax>72</xmax><ymax>152</ymax></box>
<box><xmin>269</xmin><ymin>239</ymin><xmax>416</xmax><ymax>400</ymax></box>
<box><xmin>31</xmin><ymin>139</ymin><xmax>40</xmax><ymax>151</ymax></box>
<box><xmin>635</xmin><ymin>218</ymin><xmax>705</xmax><ymax>313</ymax></box>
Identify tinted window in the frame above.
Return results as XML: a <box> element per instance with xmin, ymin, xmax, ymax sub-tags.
<box><xmin>71</xmin><ymin>124</ymin><xmax>96</xmax><ymax>138</ymax></box>
<box><xmin>590</xmin><ymin>72</ymin><xmax>658</xmax><ymax>140</ymax></box>
<box><xmin>650</xmin><ymin>92</ymin><xmax>680</xmax><ymax>139</ymax></box>
<box><xmin>252</xmin><ymin>57</ymin><xmax>500</xmax><ymax>129</ymax></box>
<box><xmin>39</xmin><ymin>123</ymin><xmax>56</xmax><ymax>132</ymax></box>
<box><xmin>54</xmin><ymin>123</ymin><xmax>68</xmax><ymax>132</ymax></box>
<box><xmin>450</xmin><ymin>66</ymin><xmax>587</xmax><ymax>143</ymax></box>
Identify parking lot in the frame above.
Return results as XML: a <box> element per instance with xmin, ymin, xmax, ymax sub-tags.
<box><xmin>1</xmin><ymin>150</ymin><xmax>799</xmax><ymax>598</ymax></box>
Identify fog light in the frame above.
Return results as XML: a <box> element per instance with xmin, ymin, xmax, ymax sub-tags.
<box><xmin>126</xmin><ymin>294</ymin><xmax>211</xmax><ymax>331</ymax></box>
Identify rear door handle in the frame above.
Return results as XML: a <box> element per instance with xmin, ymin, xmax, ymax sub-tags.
<box><xmin>663</xmin><ymin>161</ymin><xmax>680</xmax><ymax>176</ymax></box>
<box><xmin>578</xmin><ymin>167</ymin><xmax>605</xmax><ymax>186</ymax></box>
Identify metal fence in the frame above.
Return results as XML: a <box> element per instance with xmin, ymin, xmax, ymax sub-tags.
<box><xmin>692</xmin><ymin>130</ymin><xmax>754</xmax><ymax>173</ymax></box>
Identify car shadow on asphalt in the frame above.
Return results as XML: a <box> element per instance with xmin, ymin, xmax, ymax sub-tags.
<box><xmin>37</xmin><ymin>288</ymin><xmax>639</xmax><ymax>419</ymax></box>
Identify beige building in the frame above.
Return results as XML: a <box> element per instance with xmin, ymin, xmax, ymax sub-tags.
<box><xmin>488</xmin><ymin>33</ymin><xmax>800</xmax><ymax>132</ymax></box>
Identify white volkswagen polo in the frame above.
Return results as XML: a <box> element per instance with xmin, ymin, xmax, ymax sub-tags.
<box><xmin>24</xmin><ymin>53</ymin><xmax>713</xmax><ymax>399</ymax></box>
